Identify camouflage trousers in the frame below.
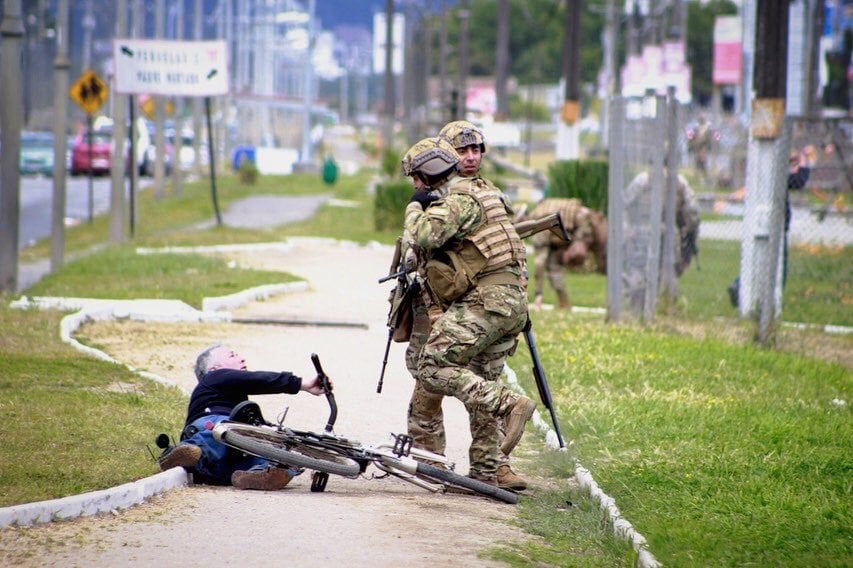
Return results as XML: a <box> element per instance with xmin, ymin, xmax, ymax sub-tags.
<box><xmin>534</xmin><ymin>244</ymin><xmax>568</xmax><ymax>296</ymax></box>
<box><xmin>416</xmin><ymin>284</ymin><xmax>527</xmax><ymax>478</ymax></box>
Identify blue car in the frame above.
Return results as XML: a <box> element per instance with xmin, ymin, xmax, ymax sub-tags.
<box><xmin>20</xmin><ymin>131</ymin><xmax>55</xmax><ymax>176</ymax></box>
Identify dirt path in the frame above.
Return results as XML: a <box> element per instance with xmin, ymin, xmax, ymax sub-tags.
<box><xmin>1</xmin><ymin>238</ymin><xmax>536</xmax><ymax>566</ymax></box>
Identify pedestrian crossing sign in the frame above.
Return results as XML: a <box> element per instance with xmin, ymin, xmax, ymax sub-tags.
<box><xmin>69</xmin><ymin>69</ymin><xmax>108</xmax><ymax>115</ymax></box>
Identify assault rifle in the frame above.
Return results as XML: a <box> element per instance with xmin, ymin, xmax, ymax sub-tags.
<box><xmin>377</xmin><ymin>238</ymin><xmax>414</xmax><ymax>394</ymax></box>
<box><xmin>514</xmin><ymin>212</ymin><xmax>571</xmax><ymax>241</ymax></box>
<box><xmin>521</xmin><ymin>318</ymin><xmax>565</xmax><ymax>448</ymax></box>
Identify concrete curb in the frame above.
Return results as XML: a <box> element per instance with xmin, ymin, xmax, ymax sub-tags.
<box><xmin>504</xmin><ymin>365</ymin><xmax>661</xmax><ymax>568</ymax></box>
<box><xmin>0</xmin><ymin>468</ymin><xmax>190</xmax><ymax>528</ymax></box>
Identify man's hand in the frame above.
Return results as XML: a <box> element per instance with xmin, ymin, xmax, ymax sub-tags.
<box><xmin>300</xmin><ymin>374</ymin><xmax>331</xmax><ymax>396</ymax></box>
<box><xmin>409</xmin><ymin>191</ymin><xmax>440</xmax><ymax>209</ymax></box>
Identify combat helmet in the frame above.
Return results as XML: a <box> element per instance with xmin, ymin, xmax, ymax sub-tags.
<box><xmin>439</xmin><ymin>120</ymin><xmax>486</xmax><ymax>153</ymax></box>
<box><xmin>401</xmin><ymin>137</ymin><xmax>460</xmax><ymax>179</ymax></box>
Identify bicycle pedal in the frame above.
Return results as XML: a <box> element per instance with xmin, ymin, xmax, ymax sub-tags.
<box><xmin>310</xmin><ymin>471</ymin><xmax>329</xmax><ymax>492</ymax></box>
<box><xmin>391</xmin><ymin>434</ymin><xmax>414</xmax><ymax>457</ymax></box>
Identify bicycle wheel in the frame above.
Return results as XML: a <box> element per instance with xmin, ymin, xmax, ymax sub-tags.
<box><xmin>221</xmin><ymin>430</ymin><xmax>361</xmax><ymax>477</ymax></box>
<box><xmin>415</xmin><ymin>463</ymin><xmax>519</xmax><ymax>504</ymax></box>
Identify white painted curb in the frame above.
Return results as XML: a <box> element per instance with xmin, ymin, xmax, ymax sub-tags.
<box><xmin>0</xmin><ymin>468</ymin><xmax>190</xmax><ymax>528</ymax></box>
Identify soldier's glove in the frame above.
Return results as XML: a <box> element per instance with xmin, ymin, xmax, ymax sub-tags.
<box><xmin>409</xmin><ymin>191</ymin><xmax>440</xmax><ymax>209</ymax></box>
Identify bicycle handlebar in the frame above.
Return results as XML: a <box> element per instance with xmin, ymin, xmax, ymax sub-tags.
<box><xmin>311</xmin><ymin>353</ymin><xmax>337</xmax><ymax>433</ymax></box>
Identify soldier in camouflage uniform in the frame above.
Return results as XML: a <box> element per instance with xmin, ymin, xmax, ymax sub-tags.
<box><xmin>401</xmin><ymin>136</ymin><xmax>537</xmax><ymax>486</ymax></box>
<box><xmin>520</xmin><ymin>198</ymin><xmax>608</xmax><ymax>310</ymax></box>
<box><xmin>404</xmin><ymin>121</ymin><xmax>529</xmax><ymax>490</ymax></box>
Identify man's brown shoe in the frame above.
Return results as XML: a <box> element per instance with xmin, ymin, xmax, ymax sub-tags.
<box><xmin>231</xmin><ymin>467</ymin><xmax>292</xmax><ymax>491</ymax></box>
<box><xmin>157</xmin><ymin>444</ymin><xmax>201</xmax><ymax>471</ymax></box>
<box><xmin>500</xmin><ymin>396</ymin><xmax>537</xmax><ymax>455</ymax></box>
<box><xmin>496</xmin><ymin>464</ymin><xmax>528</xmax><ymax>491</ymax></box>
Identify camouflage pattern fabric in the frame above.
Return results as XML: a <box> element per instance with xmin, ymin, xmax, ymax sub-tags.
<box><xmin>417</xmin><ymin>284</ymin><xmax>527</xmax><ymax>478</ymax></box>
<box><xmin>405</xmin><ymin>301</ymin><xmax>446</xmax><ymax>455</ymax></box>
<box><xmin>404</xmin><ymin>174</ymin><xmax>527</xmax><ymax>479</ymax></box>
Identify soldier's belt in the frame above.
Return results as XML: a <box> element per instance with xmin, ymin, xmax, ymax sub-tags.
<box><xmin>477</xmin><ymin>271</ymin><xmax>523</xmax><ymax>287</ymax></box>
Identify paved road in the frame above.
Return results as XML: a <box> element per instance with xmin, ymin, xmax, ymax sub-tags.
<box><xmin>18</xmin><ymin>175</ymin><xmax>114</xmax><ymax>249</ymax></box>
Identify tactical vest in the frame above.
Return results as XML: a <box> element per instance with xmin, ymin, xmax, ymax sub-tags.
<box><xmin>446</xmin><ymin>177</ymin><xmax>526</xmax><ymax>277</ymax></box>
<box><xmin>424</xmin><ymin>177</ymin><xmax>526</xmax><ymax>306</ymax></box>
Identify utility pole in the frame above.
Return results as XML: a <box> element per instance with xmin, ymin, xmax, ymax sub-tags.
<box><xmin>172</xmin><ymin>0</ymin><xmax>184</xmax><ymax>195</ymax></box>
<box><xmin>601</xmin><ymin>0</ymin><xmax>618</xmax><ymax>150</ymax></box>
<box><xmin>383</xmin><ymin>0</ymin><xmax>395</xmax><ymax>151</ymax></box>
<box><xmin>556</xmin><ymin>0</ymin><xmax>582</xmax><ymax>160</ymax></box>
<box><xmin>738</xmin><ymin>0</ymin><xmax>790</xmax><ymax>345</ymax></box>
<box><xmin>0</xmin><ymin>0</ymin><xmax>24</xmax><ymax>292</ymax></box>
<box><xmin>300</xmin><ymin>0</ymin><xmax>316</xmax><ymax>167</ymax></box>
<box><xmin>153</xmin><ymin>0</ymin><xmax>167</xmax><ymax>198</ymax></box>
<box><xmin>192</xmin><ymin>0</ymin><xmax>203</xmax><ymax>177</ymax></box>
<box><xmin>403</xmin><ymin>2</ymin><xmax>417</xmax><ymax>145</ymax></box>
<box><xmin>51</xmin><ymin>0</ymin><xmax>70</xmax><ymax>271</ymax></box>
<box><xmin>110</xmin><ymin>0</ymin><xmax>128</xmax><ymax>243</ymax></box>
<box><xmin>495</xmin><ymin>0</ymin><xmax>510</xmax><ymax>120</ymax></box>
<box><xmin>439</xmin><ymin>0</ymin><xmax>448</xmax><ymax>123</ymax></box>
<box><xmin>457</xmin><ymin>0</ymin><xmax>470</xmax><ymax>119</ymax></box>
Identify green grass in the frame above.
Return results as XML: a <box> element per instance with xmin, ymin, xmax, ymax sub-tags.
<box><xmin>25</xmin><ymin>246</ymin><xmax>300</xmax><ymax>308</ymax></box>
<box><xmin>511</xmin><ymin>312</ymin><xmax>852</xmax><ymax>566</ymax></box>
<box><xmin>0</xmin><ymin>299</ymin><xmax>187</xmax><ymax>507</ymax></box>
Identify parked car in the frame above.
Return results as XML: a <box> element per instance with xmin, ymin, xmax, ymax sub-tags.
<box><xmin>20</xmin><ymin>131</ymin><xmax>55</xmax><ymax>176</ymax></box>
<box><xmin>70</xmin><ymin>129</ymin><xmax>113</xmax><ymax>176</ymax></box>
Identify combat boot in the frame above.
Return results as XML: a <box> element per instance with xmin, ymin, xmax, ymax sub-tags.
<box><xmin>500</xmin><ymin>396</ymin><xmax>537</xmax><ymax>455</ymax></box>
<box><xmin>496</xmin><ymin>464</ymin><xmax>528</xmax><ymax>491</ymax></box>
<box><xmin>557</xmin><ymin>290</ymin><xmax>571</xmax><ymax>310</ymax></box>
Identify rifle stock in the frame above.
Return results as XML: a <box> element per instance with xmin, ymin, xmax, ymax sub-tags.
<box><xmin>522</xmin><ymin>319</ymin><xmax>565</xmax><ymax>448</ymax></box>
<box><xmin>515</xmin><ymin>212</ymin><xmax>571</xmax><ymax>241</ymax></box>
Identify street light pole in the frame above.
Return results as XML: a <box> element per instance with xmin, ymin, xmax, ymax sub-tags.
<box><xmin>51</xmin><ymin>0</ymin><xmax>70</xmax><ymax>270</ymax></box>
<box><xmin>0</xmin><ymin>0</ymin><xmax>25</xmax><ymax>292</ymax></box>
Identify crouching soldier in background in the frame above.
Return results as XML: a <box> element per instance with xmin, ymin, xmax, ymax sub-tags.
<box><xmin>518</xmin><ymin>197</ymin><xmax>608</xmax><ymax>310</ymax></box>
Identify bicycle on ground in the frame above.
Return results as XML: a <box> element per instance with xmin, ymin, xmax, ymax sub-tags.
<box><xmin>209</xmin><ymin>354</ymin><xmax>519</xmax><ymax>504</ymax></box>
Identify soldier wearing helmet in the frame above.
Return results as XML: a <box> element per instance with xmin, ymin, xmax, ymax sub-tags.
<box><xmin>400</xmin><ymin>136</ymin><xmax>537</xmax><ymax>488</ymax></box>
<box><xmin>439</xmin><ymin>120</ymin><xmax>486</xmax><ymax>177</ymax></box>
<box><xmin>519</xmin><ymin>198</ymin><xmax>608</xmax><ymax>310</ymax></box>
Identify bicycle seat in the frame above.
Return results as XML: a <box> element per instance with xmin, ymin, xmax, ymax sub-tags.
<box><xmin>230</xmin><ymin>401</ymin><xmax>266</xmax><ymax>425</ymax></box>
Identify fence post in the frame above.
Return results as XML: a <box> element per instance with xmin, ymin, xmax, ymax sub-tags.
<box><xmin>642</xmin><ymin>95</ymin><xmax>666</xmax><ymax>323</ymax></box>
<box><xmin>606</xmin><ymin>96</ymin><xmax>624</xmax><ymax>322</ymax></box>
<box><xmin>659</xmin><ymin>87</ymin><xmax>679</xmax><ymax>304</ymax></box>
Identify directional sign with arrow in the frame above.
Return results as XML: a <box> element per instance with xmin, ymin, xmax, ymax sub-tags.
<box><xmin>69</xmin><ymin>69</ymin><xmax>109</xmax><ymax>115</ymax></box>
<box><xmin>112</xmin><ymin>38</ymin><xmax>229</xmax><ymax>97</ymax></box>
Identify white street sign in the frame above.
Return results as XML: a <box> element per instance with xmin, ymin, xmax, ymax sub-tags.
<box><xmin>112</xmin><ymin>39</ymin><xmax>229</xmax><ymax>97</ymax></box>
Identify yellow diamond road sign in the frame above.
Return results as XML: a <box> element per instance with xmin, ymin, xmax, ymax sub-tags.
<box><xmin>69</xmin><ymin>69</ymin><xmax>108</xmax><ymax>115</ymax></box>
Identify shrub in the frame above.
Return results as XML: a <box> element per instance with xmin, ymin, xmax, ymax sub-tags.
<box><xmin>547</xmin><ymin>159</ymin><xmax>608</xmax><ymax>211</ymax></box>
<box><xmin>374</xmin><ymin>179</ymin><xmax>412</xmax><ymax>231</ymax></box>
<box><xmin>381</xmin><ymin>147</ymin><xmax>403</xmax><ymax>178</ymax></box>
<box><xmin>238</xmin><ymin>159</ymin><xmax>259</xmax><ymax>185</ymax></box>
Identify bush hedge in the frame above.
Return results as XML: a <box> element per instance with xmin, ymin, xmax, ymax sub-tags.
<box><xmin>547</xmin><ymin>159</ymin><xmax>608</xmax><ymax>211</ymax></box>
<box><xmin>374</xmin><ymin>179</ymin><xmax>412</xmax><ymax>231</ymax></box>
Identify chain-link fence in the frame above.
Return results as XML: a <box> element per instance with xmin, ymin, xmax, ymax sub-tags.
<box><xmin>606</xmin><ymin>92</ymin><xmax>852</xmax><ymax>332</ymax></box>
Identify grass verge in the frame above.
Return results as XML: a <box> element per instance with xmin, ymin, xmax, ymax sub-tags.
<box><xmin>512</xmin><ymin>311</ymin><xmax>851</xmax><ymax>566</ymax></box>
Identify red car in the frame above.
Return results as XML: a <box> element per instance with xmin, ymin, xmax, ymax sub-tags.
<box><xmin>70</xmin><ymin>130</ymin><xmax>113</xmax><ymax>176</ymax></box>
